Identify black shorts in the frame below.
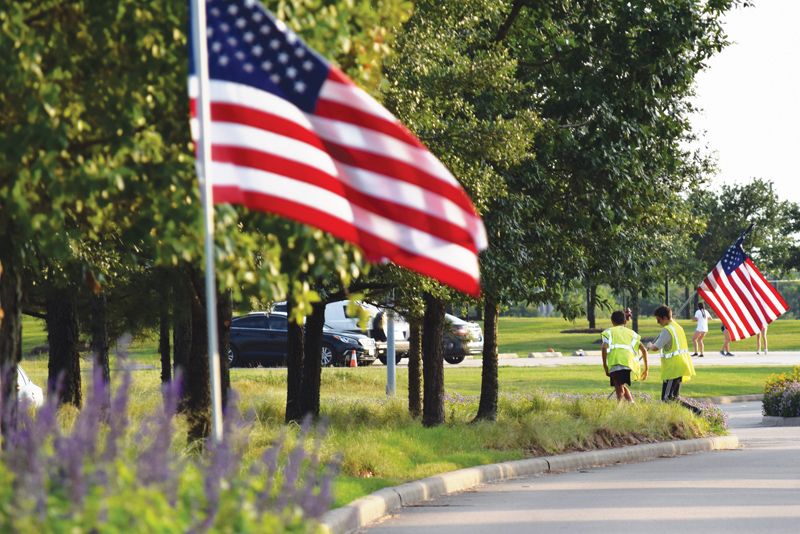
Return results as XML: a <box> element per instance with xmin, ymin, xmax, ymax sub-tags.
<box><xmin>610</xmin><ymin>369</ymin><xmax>631</xmax><ymax>387</ymax></box>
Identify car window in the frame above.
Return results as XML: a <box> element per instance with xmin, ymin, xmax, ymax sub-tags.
<box><xmin>234</xmin><ymin>316</ymin><xmax>267</xmax><ymax>329</ymax></box>
<box><xmin>268</xmin><ymin>316</ymin><xmax>288</xmax><ymax>331</ymax></box>
<box><xmin>343</xmin><ymin>304</ymin><xmax>360</xmax><ymax>319</ymax></box>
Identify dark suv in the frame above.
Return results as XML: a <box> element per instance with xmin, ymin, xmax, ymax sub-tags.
<box><xmin>228</xmin><ymin>312</ymin><xmax>377</xmax><ymax>367</ymax></box>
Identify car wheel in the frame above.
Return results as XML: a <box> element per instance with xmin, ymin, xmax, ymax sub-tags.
<box><xmin>227</xmin><ymin>346</ymin><xmax>240</xmax><ymax>367</ymax></box>
<box><xmin>320</xmin><ymin>344</ymin><xmax>335</xmax><ymax>367</ymax></box>
<box><xmin>444</xmin><ymin>354</ymin><xmax>466</xmax><ymax>365</ymax></box>
<box><xmin>377</xmin><ymin>353</ymin><xmax>402</xmax><ymax>365</ymax></box>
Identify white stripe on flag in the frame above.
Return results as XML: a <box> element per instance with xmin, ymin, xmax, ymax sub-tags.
<box><xmin>730</xmin><ymin>269</ymin><xmax>773</xmax><ymax>324</ymax></box>
<box><xmin>747</xmin><ymin>262</ymin><xmax>788</xmax><ymax>313</ymax></box>
<box><xmin>318</xmin><ymin>79</ymin><xmax>398</xmax><ymax>123</ymax></box>
<box><xmin>699</xmin><ymin>284</ymin><xmax>742</xmax><ymax>340</ymax></box>
<box><xmin>307</xmin><ymin>114</ymin><xmax>457</xmax><ymax>185</ymax></box>
<box><xmin>710</xmin><ymin>265</ymin><xmax>750</xmax><ymax>337</ymax></box>
<box><xmin>208</xmin><ymin>161</ymin><xmax>481</xmax><ymax>280</ymax></box>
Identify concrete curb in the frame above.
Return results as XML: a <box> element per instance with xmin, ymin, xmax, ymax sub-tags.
<box><xmin>762</xmin><ymin>415</ymin><xmax>800</xmax><ymax>427</ymax></box>
<box><xmin>318</xmin><ymin>435</ymin><xmax>739</xmax><ymax>534</ymax></box>
<box><xmin>697</xmin><ymin>394</ymin><xmax>762</xmax><ymax>404</ymax></box>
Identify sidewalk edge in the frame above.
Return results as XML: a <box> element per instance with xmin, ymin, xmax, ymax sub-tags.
<box><xmin>318</xmin><ymin>434</ymin><xmax>739</xmax><ymax>533</ymax></box>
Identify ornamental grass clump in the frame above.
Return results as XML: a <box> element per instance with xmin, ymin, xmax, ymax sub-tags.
<box><xmin>763</xmin><ymin>366</ymin><xmax>800</xmax><ymax>417</ymax></box>
<box><xmin>0</xmin><ymin>359</ymin><xmax>336</xmax><ymax>532</ymax></box>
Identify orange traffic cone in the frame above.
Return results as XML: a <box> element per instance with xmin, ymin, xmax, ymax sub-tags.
<box><xmin>349</xmin><ymin>350</ymin><xmax>358</xmax><ymax>368</ymax></box>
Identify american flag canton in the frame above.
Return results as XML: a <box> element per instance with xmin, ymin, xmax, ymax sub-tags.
<box><xmin>720</xmin><ymin>243</ymin><xmax>746</xmax><ymax>275</ymax></box>
<box><xmin>199</xmin><ymin>0</ymin><xmax>329</xmax><ymax>113</ymax></box>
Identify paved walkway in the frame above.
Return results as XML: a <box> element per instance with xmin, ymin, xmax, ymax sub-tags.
<box><xmin>444</xmin><ymin>351</ymin><xmax>800</xmax><ymax>368</ymax></box>
<box><xmin>362</xmin><ymin>402</ymin><xmax>800</xmax><ymax>533</ymax></box>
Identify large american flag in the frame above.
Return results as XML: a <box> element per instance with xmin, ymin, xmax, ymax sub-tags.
<box><xmin>188</xmin><ymin>0</ymin><xmax>487</xmax><ymax>296</ymax></box>
<box><xmin>697</xmin><ymin>229</ymin><xmax>789</xmax><ymax>341</ymax></box>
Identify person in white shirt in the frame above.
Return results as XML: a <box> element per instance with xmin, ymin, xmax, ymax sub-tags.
<box><xmin>691</xmin><ymin>302</ymin><xmax>712</xmax><ymax>357</ymax></box>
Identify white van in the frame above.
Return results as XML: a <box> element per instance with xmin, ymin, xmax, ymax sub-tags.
<box><xmin>324</xmin><ymin>300</ymin><xmax>410</xmax><ymax>364</ymax></box>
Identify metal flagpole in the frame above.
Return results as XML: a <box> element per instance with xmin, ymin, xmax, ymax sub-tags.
<box><xmin>386</xmin><ymin>308</ymin><xmax>396</xmax><ymax>396</ymax></box>
<box><xmin>190</xmin><ymin>0</ymin><xmax>223</xmax><ymax>443</ymax></box>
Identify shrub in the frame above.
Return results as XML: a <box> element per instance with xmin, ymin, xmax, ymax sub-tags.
<box><xmin>0</xmin><ymin>363</ymin><xmax>337</xmax><ymax>532</ymax></box>
<box><xmin>763</xmin><ymin>366</ymin><xmax>800</xmax><ymax>417</ymax></box>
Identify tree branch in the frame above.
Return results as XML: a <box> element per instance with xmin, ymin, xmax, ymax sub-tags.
<box><xmin>22</xmin><ymin>308</ymin><xmax>47</xmax><ymax>320</ymax></box>
<box><xmin>495</xmin><ymin>0</ymin><xmax>528</xmax><ymax>42</ymax></box>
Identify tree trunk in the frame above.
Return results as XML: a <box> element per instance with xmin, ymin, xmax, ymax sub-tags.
<box><xmin>300</xmin><ymin>301</ymin><xmax>324</xmax><ymax>419</ymax></box>
<box><xmin>216</xmin><ymin>288</ymin><xmax>232</xmax><ymax>409</ymax></box>
<box><xmin>0</xmin><ymin>249</ymin><xmax>22</xmax><ymax>431</ymax></box>
<box><xmin>185</xmin><ymin>267</ymin><xmax>210</xmax><ymax>442</ymax></box>
<box><xmin>89</xmin><ymin>291</ymin><xmax>110</xmax><ymax>418</ymax></box>
<box><xmin>407</xmin><ymin>319</ymin><xmax>422</xmax><ymax>418</ymax></box>
<box><xmin>159</xmin><ymin>285</ymin><xmax>171</xmax><ymax>384</ymax></box>
<box><xmin>422</xmin><ymin>293</ymin><xmax>445</xmax><ymax>427</ymax></box>
<box><xmin>664</xmin><ymin>278</ymin><xmax>670</xmax><ymax>307</ymax></box>
<box><xmin>586</xmin><ymin>277</ymin><xmax>597</xmax><ymax>329</ymax></box>
<box><xmin>172</xmin><ymin>274</ymin><xmax>192</xmax><ymax>402</ymax></box>
<box><xmin>630</xmin><ymin>287</ymin><xmax>640</xmax><ymax>333</ymax></box>
<box><xmin>474</xmin><ymin>298</ymin><xmax>499</xmax><ymax>421</ymax></box>
<box><xmin>46</xmin><ymin>286</ymin><xmax>82</xmax><ymax>407</ymax></box>
<box><xmin>285</xmin><ymin>292</ymin><xmax>305</xmax><ymax>424</ymax></box>
<box><xmin>90</xmin><ymin>292</ymin><xmax>110</xmax><ymax>385</ymax></box>
<box><xmin>693</xmin><ymin>291</ymin><xmax>699</xmax><ymax>314</ymax></box>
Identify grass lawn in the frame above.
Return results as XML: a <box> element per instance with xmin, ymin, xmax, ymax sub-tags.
<box><xmin>15</xmin><ymin>315</ymin><xmax>794</xmax><ymax>507</ymax></box>
<box><xmin>495</xmin><ymin>316</ymin><xmax>800</xmax><ymax>356</ymax></box>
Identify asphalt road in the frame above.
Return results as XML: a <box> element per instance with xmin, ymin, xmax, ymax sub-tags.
<box><xmin>361</xmin><ymin>401</ymin><xmax>800</xmax><ymax>534</ymax></box>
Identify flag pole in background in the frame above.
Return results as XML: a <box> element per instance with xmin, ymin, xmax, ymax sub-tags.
<box><xmin>190</xmin><ymin>0</ymin><xmax>224</xmax><ymax>443</ymax></box>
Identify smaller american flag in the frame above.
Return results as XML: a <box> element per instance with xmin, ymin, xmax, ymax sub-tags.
<box><xmin>697</xmin><ymin>227</ymin><xmax>789</xmax><ymax>341</ymax></box>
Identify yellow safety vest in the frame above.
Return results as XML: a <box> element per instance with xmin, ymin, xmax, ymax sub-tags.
<box><xmin>601</xmin><ymin>325</ymin><xmax>641</xmax><ymax>379</ymax></box>
<box><xmin>660</xmin><ymin>320</ymin><xmax>696</xmax><ymax>381</ymax></box>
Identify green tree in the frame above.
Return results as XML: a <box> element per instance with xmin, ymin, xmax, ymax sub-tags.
<box><xmin>692</xmin><ymin>179</ymin><xmax>800</xmax><ymax>279</ymax></box>
<box><xmin>499</xmin><ymin>0</ymin><xmax>741</xmax><ymax>328</ymax></box>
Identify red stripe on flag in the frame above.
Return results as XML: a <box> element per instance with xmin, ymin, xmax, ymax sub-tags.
<box><xmin>212</xmin><ymin>185</ymin><xmax>481</xmax><ymax>296</ymax></box>
<box><xmin>697</xmin><ymin>287</ymin><xmax>735</xmax><ymax>335</ymax></box>
<box><xmin>728</xmin><ymin>266</ymin><xmax>766</xmax><ymax>331</ymax></box>
<box><xmin>315</xmin><ymin>99</ymin><xmax>425</xmax><ymax>149</ymax></box>
<box><xmin>749</xmin><ymin>274</ymin><xmax>783</xmax><ymax>319</ymax></box>
<box><xmin>731</xmin><ymin>267</ymin><xmax>772</xmax><ymax>325</ymax></box>
<box><xmin>326</xmin><ymin>66</ymin><xmax>351</xmax><ymax>85</ymax></box>
<box><xmin>321</xmin><ymin>140</ymin><xmax>479</xmax><ymax>215</ymax></box>
<box><xmin>745</xmin><ymin>258</ymin><xmax>789</xmax><ymax>310</ymax></box>
<box><xmin>211</xmin><ymin>145</ymin><xmax>477</xmax><ymax>249</ymax></box>
<box><xmin>710</xmin><ymin>269</ymin><xmax>754</xmax><ymax>338</ymax></box>
<box><xmin>193</xmin><ymin>99</ymin><xmax>479</xmax><ymax>216</ymax></box>
<box><xmin>700</xmin><ymin>272</ymin><xmax>743</xmax><ymax>339</ymax></box>
<box><xmin>208</xmin><ymin>101</ymin><xmax>324</xmax><ymax>150</ymax></box>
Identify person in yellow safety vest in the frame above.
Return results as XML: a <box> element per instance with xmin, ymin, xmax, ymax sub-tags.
<box><xmin>646</xmin><ymin>305</ymin><xmax>698</xmax><ymax>408</ymax></box>
<box><xmin>601</xmin><ymin>310</ymin><xmax>649</xmax><ymax>402</ymax></box>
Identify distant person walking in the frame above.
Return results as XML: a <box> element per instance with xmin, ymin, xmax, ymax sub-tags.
<box><xmin>601</xmin><ymin>310</ymin><xmax>649</xmax><ymax>402</ymax></box>
<box><xmin>646</xmin><ymin>305</ymin><xmax>700</xmax><ymax>413</ymax></box>
<box><xmin>691</xmin><ymin>302</ymin><xmax>712</xmax><ymax>357</ymax></box>
<box><xmin>756</xmin><ymin>326</ymin><xmax>768</xmax><ymax>355</ymax></box>
<box><xmin>720</xmin><ymin>324</ymin><xmax>734</xmax><ymax>356</ymax></box>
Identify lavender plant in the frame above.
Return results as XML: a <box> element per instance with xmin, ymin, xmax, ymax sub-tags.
<box><xmin>0</xmin><ymin>340</ymin><xmax>337</xmax><ymax>532</ymax></box>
